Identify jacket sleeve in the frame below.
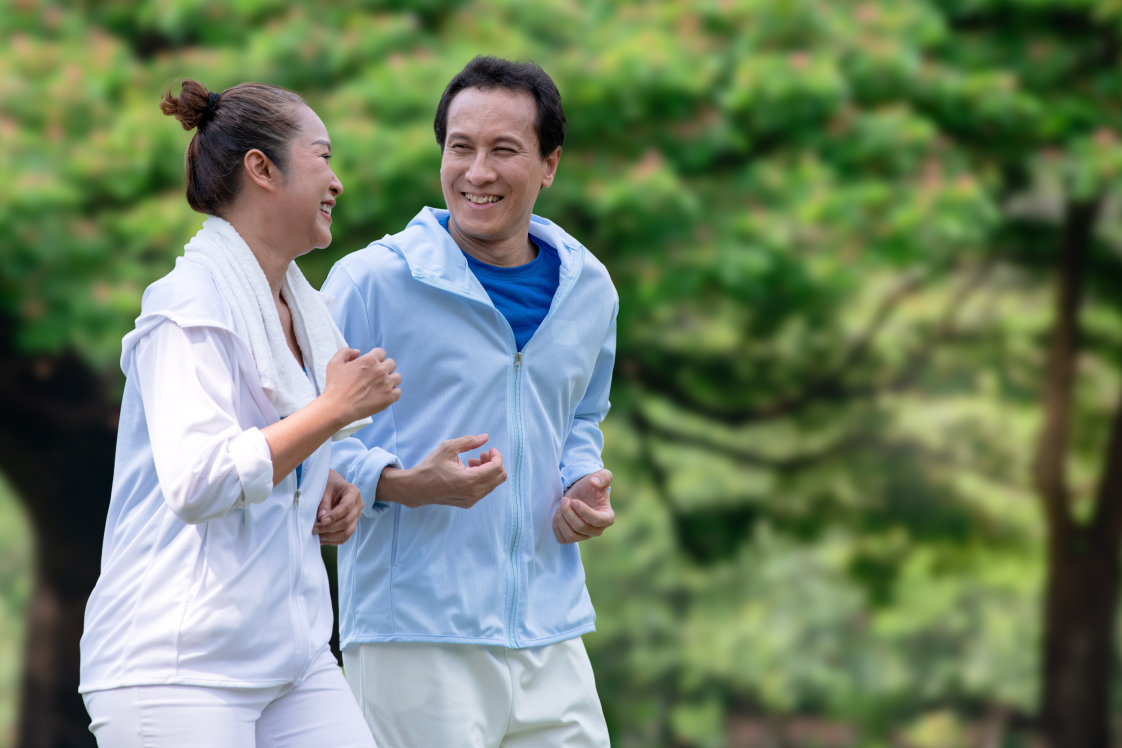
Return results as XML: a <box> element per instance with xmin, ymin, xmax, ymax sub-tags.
<box><xmin>560</xmin><ymin>301</ymin><xmax>618</xmax><ymax>491</ymax></box>
<box><xmin>135</xmin><ymin>319</ymin><xmax>274</xmax><ymax>524</ymax></box>
<box><xmin>323</xmin><ymin>263</ymin><xmax>402</xmax><ymax>517</ymax></box>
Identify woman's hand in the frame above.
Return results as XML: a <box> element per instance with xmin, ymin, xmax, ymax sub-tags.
<box><xmin>323</xmin><ymin>346</ymin><xmax>402</xmax><ymax>425</ymax></box>
<box><xmin>263</xmin><ymin>347</ymin><xmax>401</xmax><ymax>488</ymax></box>
<box><xmin>314</xmin><ymin>469</ymin><xmax>364</xmax><ymax>545</ymax></box>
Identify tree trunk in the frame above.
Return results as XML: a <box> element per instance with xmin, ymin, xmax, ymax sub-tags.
<box><xmin>0</xmin><ymin>318</ymin><xmax>115</xmax><ymax>748</ymax></box>
<box><xmin>1032</xmin><ymin>198</ymin><xmax>1122</xmax><ymax>748</ymax></box>
<box><xmin>1040</xmin><ymin>533</ymin><xmax>1119</xmax><ymax>748</ymax></box>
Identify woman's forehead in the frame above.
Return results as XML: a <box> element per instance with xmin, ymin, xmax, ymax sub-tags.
<box><xmin>295</xmin><ymin>105</ymin><xmax>330</xmax><ymax>143</ymax></box>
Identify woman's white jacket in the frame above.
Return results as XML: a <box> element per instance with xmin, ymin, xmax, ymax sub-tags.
<box><xmin>79</xmin><ymin>258</ymin><xmax>334</xmax><ymax>692</ymax></box>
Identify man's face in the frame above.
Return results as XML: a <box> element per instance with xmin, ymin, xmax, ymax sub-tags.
<box><xmin>439</xmin><ymin>87</ymin><xmax>560</xmax><ymax>246</ymax></box>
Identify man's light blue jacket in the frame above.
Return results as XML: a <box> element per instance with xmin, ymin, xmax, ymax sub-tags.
<box><xmin>324</xmin><ymin>207</ymin><xmax>618</xmax><ymax>650</ymax></box>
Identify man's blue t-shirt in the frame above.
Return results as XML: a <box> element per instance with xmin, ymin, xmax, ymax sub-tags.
<box><xmin>440</xmin><ymin>216</ymin><xmax>561</xmax><ymax>351</ymax></box>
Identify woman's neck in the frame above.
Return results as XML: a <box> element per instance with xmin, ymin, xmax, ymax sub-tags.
<box><xmin>223</xmin><ymin>209</ymin><xmax>298</xmax><ymax>302</ymax></box>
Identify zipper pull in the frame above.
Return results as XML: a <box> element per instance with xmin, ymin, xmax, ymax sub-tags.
<box><xmin>515</xmin><ymin>352</ymin><xmax>522</xmax><ymax>370</ymax></box>
<box><xmin>294</xmin><ymin>488</ymin><xmax>301</xmax><ymax>505</ymax></box>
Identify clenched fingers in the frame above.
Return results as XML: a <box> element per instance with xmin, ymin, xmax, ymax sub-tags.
<box><xmin>561</xmin><ymin>499</ymin><xmax>606</xmax><ymax>537</ymax></box>
<box><xmin>319</xmin><ymin>521</ymin><xmax>360</xmax><ymax>544</ymax></box>
<box><xmin>314</xmin><ymin>485</ymin><xmax>363</xmax><ymax>544</ymax></box>
<box><xmin>470</xmin><ymin>453</ymin><xmax>506</xmax><ymax>490</ymax></box>
<box><xmin>319</xmin><ymin>529</ymin><xmax>356</xmax><ymax>545</ymax></box>
<box><xmin>570</xmin><ymin>498</ymin><xmax>614</xmax><ymax>530</ymax></box>
<box><xmin>467</xmin><ymin>449</ymin><xmax>498</xmax><ymax>468</ymax></box>
<box><xmin>331</xmin><ymin>347</ymin><xmax>361</xmax><ymax>365</ymax></box>
<box><xmin>314</xmin><ymin>501</ymin><xmax>362</xmax><ymax>538</ymax></box>
<box><xmin>553</xmin><ymin>501</ymin><xmax>591</xmax><ymax>544</ymax></box>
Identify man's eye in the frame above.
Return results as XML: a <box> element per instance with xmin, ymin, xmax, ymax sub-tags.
<box><xmin>323</xmin><ymin>154</ymin><xmax>332</xmax><ymax>161</ymax></box>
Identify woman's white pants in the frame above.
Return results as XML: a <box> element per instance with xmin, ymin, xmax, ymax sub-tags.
<box><xmin>82</xmin><ymin>650</ymin><xmax>376</xmax><ymax>748</ymax></box>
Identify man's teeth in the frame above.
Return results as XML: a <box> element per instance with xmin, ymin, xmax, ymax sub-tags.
<box><xmin>320</xmin><ymin>203</ymin><xmax>332</xmax><ymax>215</ymax></box>
<box><xmin>465</xmin><ymin>194</ymin><xmax>502</xmax><ymax>204</ymax></box>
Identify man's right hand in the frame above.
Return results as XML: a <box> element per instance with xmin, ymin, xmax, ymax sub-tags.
<box><xmin>323</xmin><ymin>346</ymin><xmax>402</xmax><ymax>425</ymax></box>
<box><xmin>376</xmin><ymin>434</ymin><xmax>507</xmax><ymax>509</ymax></box>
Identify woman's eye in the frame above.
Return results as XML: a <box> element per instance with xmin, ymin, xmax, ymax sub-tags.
<box><xmin>323</xmin><ymin>154</ymin><xmax>332</xmax><ymax>161</ymax></box>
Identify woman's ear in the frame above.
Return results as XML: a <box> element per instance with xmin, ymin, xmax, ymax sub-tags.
<box><xmin>242</xmin><ymin>148</ymin><xmax>279</xmax><ymax>192</ymax></box>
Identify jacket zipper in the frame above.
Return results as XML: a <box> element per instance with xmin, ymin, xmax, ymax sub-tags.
<box><xmin>289</xmin><ymin>464</ymin><xmax>311</xmax><ymax>675</ymax></box>
<box><xmin>506</xmin><ymin>350</ymin><xmax>525</xmax><ymax>647</ymax></box>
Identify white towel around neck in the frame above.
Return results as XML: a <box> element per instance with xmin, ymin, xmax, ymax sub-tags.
<box><xmin>183</xmin><ymin>215</ymin><xmax>371</xmax><ymax>441</ymax></box>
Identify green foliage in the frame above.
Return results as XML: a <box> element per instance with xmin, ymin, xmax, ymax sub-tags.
<box><xmin>0</xmin><ymin>476</ymin><xmax>31</xmax><ymax>748</ymax></box>
<box><xmin>7</xmin><ymin>0</ymin><xmax>1122</xmax><ymax>743</ymax></box>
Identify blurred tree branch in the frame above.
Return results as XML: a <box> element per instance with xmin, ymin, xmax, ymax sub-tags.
<box><xmin>625</xmin><ymin>261</ymin><xmax>992</xmax><ymax>428</ymax></box>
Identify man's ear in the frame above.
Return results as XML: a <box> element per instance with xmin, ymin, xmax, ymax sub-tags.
<box><xmin>540</xmin><ymin>147</ymin><xmax>562</xmax><ymax>189</ymax></box>
<box><xmin>243</xmin><ymin>148</ymin><xmax>280</xmax><ymax>192</ymax></box>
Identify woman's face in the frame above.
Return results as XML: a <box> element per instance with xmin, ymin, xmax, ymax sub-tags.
<box><xmin>274</xmin><ymin>105</ymin><xmax>344</xmax><ymax>254</ymax></box>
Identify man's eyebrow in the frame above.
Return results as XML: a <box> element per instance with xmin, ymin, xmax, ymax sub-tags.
<box><xmin>446</xmin><ymin>132</ymin><xmax>525</xmax><ymax>146</ymax></box>
<box><xmin>312</xmin><ymin>139</ymin><xmax>332</xmax><ymax>149</ymax></box>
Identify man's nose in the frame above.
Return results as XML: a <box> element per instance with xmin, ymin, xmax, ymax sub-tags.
<box><xmin>465</xmin><ymin>152</ymin><xmax>496</xmax><ymax>184</ymax></box>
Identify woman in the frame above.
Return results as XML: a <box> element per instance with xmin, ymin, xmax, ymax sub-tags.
<box><xmin>78</xmin><ymin>79</ymin><xmax>396</xmax><ymax>747</ymax></box>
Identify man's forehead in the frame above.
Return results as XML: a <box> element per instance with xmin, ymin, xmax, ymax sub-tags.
<box><xmin>447</xmin><ymin>87</ymin><xmax>536</xmax><ymax>133</ymax></box>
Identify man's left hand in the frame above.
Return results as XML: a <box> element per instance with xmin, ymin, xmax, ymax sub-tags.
<box><xmin>314</xmin><ymin>469</ymin><xmax>364</xmax><ymax>545</ymax></box>
<box><xmin>552</xmin><ymin>469</ymin><xmax>614</xmax><ymax>544</ymax></box>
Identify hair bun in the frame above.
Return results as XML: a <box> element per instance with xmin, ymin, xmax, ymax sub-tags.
<box><xmin>159</xmin><ymin>79</ymin><xmax>214</xmax><ymax>131</ymax></box>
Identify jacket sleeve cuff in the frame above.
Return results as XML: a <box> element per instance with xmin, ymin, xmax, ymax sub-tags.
<box><xmin>230</xmin><ymin>427</ymin><xmax>274</xmax><ymax>507</ymax></box>
<box><xmin>341</xmin><ymin>446</ymin><xmax>403</xmax><ymax>518</ymax></box>
<box><xmin>561</xmin><ymin>462</ymin><xmax>604</xmax><ymax>493</ymax></box>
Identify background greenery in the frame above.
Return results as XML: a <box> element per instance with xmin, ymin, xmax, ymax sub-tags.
<box><xmin>5</xmin><ymin>0</ymin><xmax>1122</xmax><ymax>745</ymax></box>
<box><xmin>0</xmin><ymin>478</ymin><xmax>31</xmax><ymax>748</ymax></box>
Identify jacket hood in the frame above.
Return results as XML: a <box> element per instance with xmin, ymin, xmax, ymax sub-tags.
<box><xmin>120</xmin><ymin>258</ymin><xmax>238</xmax><ymax>375</ymax></box>
<box><xmin>374</xmin><ymin>207</ymin><xmax>586</xmax><ymax>306</ymax></box>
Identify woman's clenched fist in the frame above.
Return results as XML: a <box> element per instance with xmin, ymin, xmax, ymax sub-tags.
<box><xmin>323</xmin><ymin>346</ymin><xmax>402</xmax><ymax>425</ymax></box>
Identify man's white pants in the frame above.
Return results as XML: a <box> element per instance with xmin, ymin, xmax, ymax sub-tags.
<box><xmin>83</xmin><ymin>649</ymin><xmax>376</xmax><ymax>748</ymax></box>
<box><xmin>342</xmin><ymin>637</ymin><xmax>610</xmax><ymax>748</ymax></box>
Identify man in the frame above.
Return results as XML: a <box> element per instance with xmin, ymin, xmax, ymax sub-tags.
<box><xmin>324</xmin><ymin>56</ymin><xmax>617</xmax><ymax>747</ymax></box>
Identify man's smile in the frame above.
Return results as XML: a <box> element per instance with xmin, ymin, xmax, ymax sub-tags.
<box><xmin>463</xmin><ymin>192</ymin><xmax>503</xmax><ymax>206</ymax></box>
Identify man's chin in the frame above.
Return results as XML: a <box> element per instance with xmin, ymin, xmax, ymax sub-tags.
<box><xmin>449</xmin><ymin>211</ymin><xmax>510</xmax><ymax>243</ymax></box>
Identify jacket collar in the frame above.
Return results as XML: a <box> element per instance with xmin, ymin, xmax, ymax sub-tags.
<box><xmin>380</xmin><ymin>207</ymin><xmax>585</xmax><ymax>307</ymax></box>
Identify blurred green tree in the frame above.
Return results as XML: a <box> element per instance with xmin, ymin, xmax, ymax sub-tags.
<box><xmin>4</xmin><ymin>1</ymin><xmax>1122</xmax><ymax>746</ymax></box>
<box><xmin>925</xmin><ymin>3</ymin><xmax>1122</xmax><ymax>746</ymax></box>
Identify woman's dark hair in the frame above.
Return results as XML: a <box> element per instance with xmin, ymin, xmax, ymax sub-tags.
<box><xmin>434</xmin><ymin>56</ymin><xmax>566</xmax><ymax>159</ymax></box>
<box><xmin>160</xmin><ymin>79</ymin><xmax>306</xmax><ymax>215</ymax></box>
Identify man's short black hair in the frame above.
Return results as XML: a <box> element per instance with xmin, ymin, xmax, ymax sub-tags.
<box><xmin>434</xmin><ymin>56</ymin><xmax>566</xmax><ymax>159</ymax></box>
